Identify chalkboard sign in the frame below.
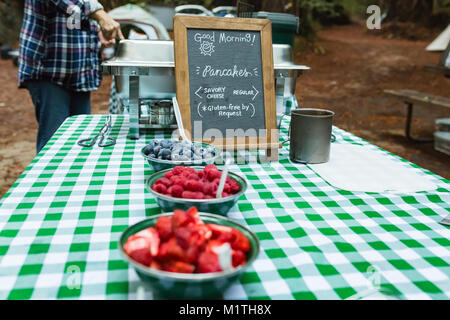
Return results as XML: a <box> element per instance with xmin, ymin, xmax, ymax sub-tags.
<box><xmin>174</xmin><ymin>16</ymin><xmax>278</xmax><ymax>161</ymax></box>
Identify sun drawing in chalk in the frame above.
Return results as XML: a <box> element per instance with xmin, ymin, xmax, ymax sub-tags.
<box><xmin>199</xmin><ymin>41</ymin><xmax>215</xmax><ymax>56</ymax></box>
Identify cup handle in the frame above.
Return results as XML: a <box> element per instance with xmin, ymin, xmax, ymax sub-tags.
<box><xmin>279</xmin><ymin>115</ymin><xmax>291</xmax><ymax>147</ymax></box>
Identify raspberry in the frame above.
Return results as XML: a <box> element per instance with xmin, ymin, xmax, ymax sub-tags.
<box><xmin>207</xmin><ymin>169</ymin><xmax>221</xmax><ymax>181</ymax></box>
<box><xmin>203</xmin><ymin>183</ymin><xmax>217</xmax><ymax>196</ymax></box>
<box><xmin>169</xmin><ymin>184</ymin><xmax>184</xmax><ymax>198</ymax></box>
<box><xmin>184</xmin><ymin>167</ymin><xmax>197</xmax><ymax>175</ymax></box>
<box><xmin>204</xmin><ymin>164</ymin><xmax>218</xmax><ymax>173</ymax></box>
<box><xmin>222</xmin><ymin>183</ymin><xmax>231</xmax><ymax>193</ymax></box>
<box><xmin>155</xmin><ymin>178</ymin><xmax>172</xmax><ymax>187</ymax></box>
<box><xmin>164</xmin><ymin>171</ymin><xmax>174</xmax><ymax>180</ymax></box>
<box><xmin>172</xmin><ymin>166</ymin><xmax>185</xmax><ymax>175</ymax></box>
<box><xmin>186</xmin><ymin>180</ymin><xmax>203</xmax><ymax>192</ymax></box>
<box><xmin>194</xmin><ymin>192</ymin><xmax>205</xmax><ymax>199</ymax></box>
<box><xmin>188</xmin><ymin>174</ymin><xmax>200</xmax><ymax>181</ymax></box>
<box><xmin>182</xmin><ymin>191</ymin><xmax>197</xmax><ymax>199</ymax></box>
<box><xmin>170</xmin><ymin>176</ymin><xmax>184</xmax><ymax>186</ymax></box>
<box><xmin>153</xmin><ymin>183</ymin><xmax>167</xmax><ymax>194</ymax></box>
<box><xmin>229</xmin><ymin>179</ymin><xmax>240</xmax><ymax>193</ymax></box>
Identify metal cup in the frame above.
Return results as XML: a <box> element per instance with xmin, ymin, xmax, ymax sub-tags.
<box><xmin>289</xmin><ymin>108</ymin><xmax>335</xmax><ymax>164</ymax></box>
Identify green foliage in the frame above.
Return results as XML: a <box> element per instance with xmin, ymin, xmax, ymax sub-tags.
<box><xmin>0</xmin><ymin>0</ymin><xmax>23</xmax><ymax>45</ymax></box>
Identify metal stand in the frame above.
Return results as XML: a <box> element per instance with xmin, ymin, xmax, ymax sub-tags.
<box><xmin>405</xmin><ymin>102</ymin><xmax>434</xmax><ymax>143</ymax></box>
<box><xmin>128</xmin><ymin>75</ymin><xmax>140</xmax><ymax>140</ymax></box>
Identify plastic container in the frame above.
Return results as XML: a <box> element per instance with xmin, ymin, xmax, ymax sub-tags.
<box><xmin>434</xmin><ymin>131</ymin><xmax>450</xmax><ymax>156</ymax></box>
<box><xmin>252</xmin><ymin>11</ymin><xmax>299</xmax><ymax>46</ymax></box>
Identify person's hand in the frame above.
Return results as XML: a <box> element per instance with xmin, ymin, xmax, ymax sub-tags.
<box><xmin>98</xmin><ymin>30</ymin><xmax>115</xmax><ymax>48</ymax></box>
<box><xmin>91</xmin><ymin>9</ymin><xmax>124</xmax><ymax>41</ymax></box>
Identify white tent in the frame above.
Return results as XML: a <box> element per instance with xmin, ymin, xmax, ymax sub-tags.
<box><xmin>108</xmin><ymin>4</ymin><xmax>171</xmax><ymax>40</ymax></box>
<box><xmin>426</xmin><ymin>24</ymin><xmax>450</xmax><ymax>52</ymax></box>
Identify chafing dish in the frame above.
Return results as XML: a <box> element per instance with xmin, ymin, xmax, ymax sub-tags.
<box><xmin>102</xmin><ymin>40</ymin><xmax>309</xmax><ymax>139</ymax></box>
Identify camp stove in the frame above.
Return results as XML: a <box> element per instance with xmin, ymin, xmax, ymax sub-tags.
<box><xmin>102</xmin><ymin>40</ymin><xmax>309</xmax><ymax>139</ymax></box>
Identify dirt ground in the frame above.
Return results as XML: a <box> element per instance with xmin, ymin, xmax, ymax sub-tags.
<box><xmin>0</xmin><ymin>23</ymin><xmax>449</xmax><ymax>198</ymax></box>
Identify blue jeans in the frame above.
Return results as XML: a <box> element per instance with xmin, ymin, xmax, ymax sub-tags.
<box><xmin>26</xmin><ymin>80</ymin><xmax>91</xmax><ymax>153</ymax></box>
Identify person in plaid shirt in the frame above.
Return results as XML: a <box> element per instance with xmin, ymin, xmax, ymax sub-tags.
<box><xmin>18</xmin><ymin>0</ymin><xmax>123</xmax><ymax>153</ymax></box>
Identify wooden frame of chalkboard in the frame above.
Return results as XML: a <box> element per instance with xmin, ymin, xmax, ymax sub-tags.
<box><xmin>174</xmin><ymin>15</ymin><xmax>279</xmax><ymax>161</ymax></box>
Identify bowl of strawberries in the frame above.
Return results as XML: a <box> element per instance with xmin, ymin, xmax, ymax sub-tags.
<box><xmin>146</xmin><ymin>164</ymin><xmax>247</xmax><ymax>216</ymax></box>
<box><xmin>119</xmin><ymin>207</ymin><xmax>260</xmax><ymax>299</ymax></box>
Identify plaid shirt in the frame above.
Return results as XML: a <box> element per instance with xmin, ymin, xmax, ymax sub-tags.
<box><xmin>18</xmin><ymin>0</ymin><xmax>102</xmax><ymax>92</ymax></box>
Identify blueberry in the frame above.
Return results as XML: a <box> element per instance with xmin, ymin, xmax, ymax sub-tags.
<box><xmin>161</xmin><ymin>140</ymin><xmax>171</xmax><ymax>149</ymax></box>
<box><xmin>180</xmin><ymin>155</ymin><xmax>190</xmax><ymax>161</ymax></box>
<box><xmin>160</xmin><ymin>148</ymin><xmax>171</xmax><ymax>160</ymax></box>
<box><xmin>172</xmin><ymin>154</ymin><xmax>181</xmax><ymax>161</ymax></box>
<box><xmin>153</xmin><ymin>145</ymin><xmax>161</xmax><ymax>156</ymax></box>
<box><xmin>149</xmin><ymin>153</ymin><xmax>156</xmax><ymax>159</ymax></box>
<box><xmin>143</xmin><ymin>145</ymin><xmax>153</xmax><ymax>156</ymax></box>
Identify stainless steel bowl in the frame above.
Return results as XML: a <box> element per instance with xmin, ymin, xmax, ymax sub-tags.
<box><xmin>141</xmin><ymin>142</ymin><xmax>220</xmax><ymax>172</ymax></box>
<box><xmin>119</xmin><ymin>212</ymin><xmax>260</xmax><ymax>299</ymax></box>
<box><xmin>146</xmin><ymin>166</ymin><xmax>247</xmax><ymax>216</ymax></box>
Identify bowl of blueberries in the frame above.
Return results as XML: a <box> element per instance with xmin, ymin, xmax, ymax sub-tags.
<box><xmin>142</xmin><ymin>139</ymin><xmax>220</xmax><ymax>172</ymax></box>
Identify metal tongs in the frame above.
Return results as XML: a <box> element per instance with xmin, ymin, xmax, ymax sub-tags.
<box><xmin>77</xmin><ymin>115</ymin><xmax>116</xmax><ymax>148</ymax></box>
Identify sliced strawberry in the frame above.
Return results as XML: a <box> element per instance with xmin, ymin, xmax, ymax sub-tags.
<box><xmin>163</xmin><ymin>260</ymin><xmax>195</xmax><ymax>273</ymax></box>
<box><xmin>197</xmin><ymin>251</ymin><xmax>222</xmax><ymax>273</ymax></box>
<box><xmin>231</xmin><ymin>229</ymin><xmax>250</xmax><ymax>252</ymax></box>
<box><xmin>208</xmin><ymin>224</ymin><xmax>234</xmax><ymax>238</ymax></box>
<box><xmin>174</xmin><ymin>226</ymin><xmax>193</xmax><ymax>250</ymax></box>
<box><xmin>232</xmin><ymin>249</ymin><xmax>246</xmax><ymax>267</ymax></box>
<box><xmin>205</xmin><ymin>239</ymin><xmax>226</xmax><ymax>252</ymax></box>
<box><xmin>172</xmin><ymin>209</ymin><xmax>196</xmax><ymax>230</ymax></box>
<box><xmin>135</xmin><ymin>227</ymin><xmax>159</xmax><ymax>256</ymax></box>
<box><xmin>150</xmin><ymin>260</ymin><xmax>162</xmax><ymax>270</ymax></box>
<box><xmin>186</xmin><ymin>206</ymin><xmax>202</xmax><ymax>224</ymax></box>
<box><xmin>158</xmin><ymin>237</ymin><xmax>185</xmax><ymax>261</ymax></box>
<box><xmin>124</xmin><ymin>237</ymin><xmax>152</xmax><ymax>266</ymax></box>
<box><xmin>156</xmin><ymin>216</ymin><xmax>173</xmax><ymax>241</ymax></box>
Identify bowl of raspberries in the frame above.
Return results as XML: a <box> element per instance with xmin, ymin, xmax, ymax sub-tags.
<box><xmin>146</xmin><ymin>165</ymin><xmax>247</xmax><ymax>216</ymax></box>
<box><xmin>141</xmin><ymin>139</ymin><xmax>219</xmax><ymax>172</ymax></box>
<box><xmin>119</xmin><ymin>207</ymin><xmax>259</xmax><ymax>299</ymax></box>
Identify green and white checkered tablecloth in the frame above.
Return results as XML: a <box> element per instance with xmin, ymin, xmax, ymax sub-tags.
<box><xmin>0</xmin><ymin>115</ymin><xmax>449</xmax><ymax>300</ymax></box>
